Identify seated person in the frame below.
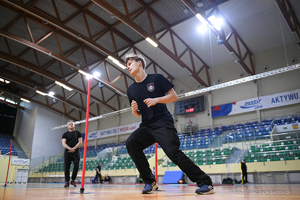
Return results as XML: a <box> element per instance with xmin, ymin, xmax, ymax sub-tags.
<box><xmin>185</xmin><ymin>119</ymin><xmax>195</xmax><ymax>133</ymax></box>
<box><xmin>103</xmin><ymin>174</ymin><xmax>111</xmax><ymax>183</ymax></box>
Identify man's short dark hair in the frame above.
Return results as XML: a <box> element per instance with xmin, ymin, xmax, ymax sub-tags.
<box><xmin>124</xmin><ymin>53</ymin><xmax>146</xmax><ymax>69</ymax></box>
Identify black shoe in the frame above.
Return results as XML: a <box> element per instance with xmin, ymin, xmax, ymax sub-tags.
<box><xmin>64</xmin><ymin>182</ymin><xmax>69</xmax><ymax>188</ymax></box>
<box><xmin>141</xmin><ymin>182</ymin><xmax>158</xmax><ymax>194</ymax></box>
<box><xmin>195</xmin><ymin>184</ymin><xmax>215</xmax><ymax>195</ymax></box>
<box><xmin>70</xmin><ymin>180</ymin><xmax>76</xmax><ymax>187</ymax></box>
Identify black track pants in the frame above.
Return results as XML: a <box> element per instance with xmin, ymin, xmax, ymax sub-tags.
<box><xmin>126</xmin><ymin>117</ymin><xmax>212</xmax><ymax>185</ymax></box>
<box><xmin>64</xmin><ymin>150</ymin><xmax>80</xmax><ymax>182</ymax></box>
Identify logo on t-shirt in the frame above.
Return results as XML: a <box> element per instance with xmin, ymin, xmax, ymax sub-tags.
<box><xmin>147</xmin><ymin>83</ymin><xmax>155</xmax><ymax>92</ymax></box>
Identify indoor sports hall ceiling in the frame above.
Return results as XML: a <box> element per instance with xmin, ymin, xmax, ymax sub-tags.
<box><xmin>0</xmin><ymin>0</ymin><xmax>299</xmax><ymax>121</ymax></box>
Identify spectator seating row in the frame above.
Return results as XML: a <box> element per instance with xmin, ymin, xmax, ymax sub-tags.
<box><xmin>164</xmin><ymin>147</ymin><xmax>235</xmax><ymax>166</ymax></box>
<box><xmin>60</xmin><ymin>114</ymin><xmax>300</xmax><ymax>158</ymax></box>
<box><xmin>40</xmin><ymin>114</ymin><xmax>300</xmax><ymax>173</ymax></box>
<box><xmin>0</xmin><ymin>134</ymin><xmax>17</xmax><ymax>156</ymax></box>
<box><xmin>39</xmin><ymin>158</ymin><xmax>111</xmax><ymax>173</ymax></box>
<box><xmin>224</xmin><ymin>127</ymin><xmax>271</xmax><ymax>143</ymax></box>
<box><xmin>180</xmin><ymin>138</ymin><xmax>215</xmax><ymax>150</ymax></box>
<box><xmin>244</xmin><ymin>140</ymin><xmax>300</xmax><ymax>162</ymax></box>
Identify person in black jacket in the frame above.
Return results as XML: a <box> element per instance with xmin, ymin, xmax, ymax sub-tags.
<box><xmin>96</xmin><ymin>162</ymin><xmax>102</xmax><ymax>184</ymax></box>
<box><xmin>103</xmin><ymin>174</ymin><xmax>111</xmax><ymax>183</ymax></box>
<box><xmin>62</xmin><ymin>120</ymin><xmax>82</xmax><ymax>187</ymax></box>
<box><xmin>125</xmin><ymin>53</ymin><xmax>214</xmax><ymax>195</ymax></box>
<box><xmin>241</xmin><ymin>159</ymin><xmax>249</xmax><ymax>184</ymax></box>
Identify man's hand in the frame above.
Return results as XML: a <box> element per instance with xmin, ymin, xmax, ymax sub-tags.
<box><xmin>131</xmin><ymin>100</ymin><xmax>141</xmax><ymax>117</ymax></box>
<box><xmin>131</xmin><ymin>100</ymin><xmax>139</xmax><ymax>112</ymax></box>
<box><xmin>68</xmin><ymin>148</ymin><xmax>75</xmax><ymax>153</ymax></box>
<box><xmin>143</xmin><ymin>98</ymin><xmax>158</xmax><ymax>107</ymax></box>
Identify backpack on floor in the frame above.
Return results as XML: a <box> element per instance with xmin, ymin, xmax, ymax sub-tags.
<box><xmin>222</xmin><ymin>177</ymin><xmax>233</xmax><ymax>184</ymax></box>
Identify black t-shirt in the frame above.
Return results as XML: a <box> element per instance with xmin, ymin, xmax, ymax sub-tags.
<box><xmin>127</xmin><ymin>73</ymin><xmax>174</xmax><ymax>126</ymax></box>
<box><xmin>96</xmin><ymin>165</ymin><xmax>101</xmax><ymax>174</ymax></box>
<box><xmin>241</xmin><ymin>162</ymin><xmax>247</xmax><ymax>171</ymax></box>
<box><xmin>62</xmin><ymin>130</ymin><xmax>82</xmax><ymax>151</ymax></box>
<box><xmin>104</xmin><ymin>176</ymin><xmax>111</xmax><ymax>181</ymax></box>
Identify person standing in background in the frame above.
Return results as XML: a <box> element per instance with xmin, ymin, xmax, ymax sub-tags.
<box><xmin>96</xmin><ymin>162</ymin><xmax>103</xmax><ymax>184</ymax></box>
<box><xmin>62</xmin><ymin>120</ymin><xmax>82</xmax><ymax>187</ymax></box>
<box><xmin>241</xmin><ymin>159</ymin><xmax>249</xmax><ymax>184</ymax></box>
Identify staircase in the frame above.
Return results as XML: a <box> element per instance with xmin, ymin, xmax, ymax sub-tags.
<box><xmin>226</xmin><ymin>148</ymin><xmax>242</xmax><ymax>163</ymax></box>
<box><xmin>209</xmin><ymin>130</ymin><xmax>231</xmax><ymax>148</ymax></box>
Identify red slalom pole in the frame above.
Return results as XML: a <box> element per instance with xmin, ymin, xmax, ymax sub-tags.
<box><xmin>155</xmin><ymin>142</ymin><xmax>157</xmax><ymax>182</ymax></box>
<box><xmin>80</xmin><ymin>78</ymin><xmax>91</xmax><ymax>194</ymax></box>
<box><xmin>4</xmin><ymin>139</ymin><xmax>12</xmax><ymax>187</ymax></box>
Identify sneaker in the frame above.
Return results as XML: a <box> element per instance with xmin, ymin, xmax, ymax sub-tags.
<box><xmin>141</xmin><ymin>182</ymin><xmax>158</xmax><ymax>194</ymax></box>
<box><xmin>64</xmin><ymin>182</ymin><xmax>69</xmax><ymax>188</ymax></box>
<box><xmin>70</xmin><ymin>180</ymin><xmax>76</xmax><ymax>187</ymax></box>
<box><xmin>195</xmin><ymin>184</ymin><xmax>215</xmax><ymax>195</ymax></box>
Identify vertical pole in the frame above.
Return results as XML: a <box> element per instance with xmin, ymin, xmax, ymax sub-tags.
<box><xmin>80</xmin><ymin>78</ymin><xmax>91</xmax><ymax>193</ymax></box>
<box><xmin>155</xmin><ymin>142</ymin><xmax>158</xmax><ymax>182</ymax></box>
<box><xmin>4</xmin><ymin>139</ymin><xmax>12</xmax><ymax>186</ymax></box>
<box><xmin>240</xmin><ymin>162</ymin><xmax>243</xmax><ymax>184</ymax></box>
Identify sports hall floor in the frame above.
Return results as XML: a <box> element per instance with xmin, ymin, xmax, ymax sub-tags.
<box><xmin>0</xmin><ymin>183</ymin><xmax>299</xmax><ymax>200</ymax></box>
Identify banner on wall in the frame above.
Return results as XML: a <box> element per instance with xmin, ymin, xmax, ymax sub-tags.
<box><xmin>211</xmin><ymin>88</ymin><xmax>300</xmax><ymax>118</ymax></box>
<box><xmin>184</xmin><ymin>114</ymin><xmax>196</xmax><ymax>125</ymax></box>
<box><xmin>87</xmin><ymin>122</ymin><xmax>140</xmax><ymax>140</ymax></box>
<box><xmin>12</xmin><ymin>158</ymin><xmax>30</xmax><ymax>165</ymax></box>
<box><xmin>276</xmin><ymin>123</ymin><xmax>300</xmax><ymax>132</ymax></box>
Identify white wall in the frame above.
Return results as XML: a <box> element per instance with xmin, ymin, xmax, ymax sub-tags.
<box><xmin>15</xmin><ymin>104</ymin><xmax>38</xmax><ymax>151</ymax></box>
<box><xmin>30</xmin><ymin>106</ymin><xmax>71</xmax><ymax>168</ymax></box>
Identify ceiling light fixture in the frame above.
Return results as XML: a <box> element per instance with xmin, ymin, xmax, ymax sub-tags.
<box><xmin>21</xmin><ymin>98</ymin><xmax>30</xmax><ymax>103</ymax></box>
<box><xmin>78</xmin><ymin>70</ymin><xmax>92</xmax><ymax>79</ymax></box>
<box><xmin>197</xmin><ymin>25</ymin><xmax>207</xmax><ymax>33</ymax></box>
<box><xmin>36</xmin><ymin>90</ymin><xmax>47</xmax><ymax>96</ymax></box>
<box><xmin>107</xmin><ymin>56</ymin><xmax>126</xmax><ymax>69</ymax></box>
<box><xmin>48</xmin><ymin>91</ymin><xmax>55</xmax><ymax>96</ymax></box>
<box><xmin>55</xmin><ymin>81</ymin><xmax>73</xmax><ymax>91</ymax></box>
<box><xmin>195</xmin><ymin>13</ymin><xmax>208</xmax><ymax>25</ymax></box>
<box><xmin>208</xmin><ymin>15</ymin><xmax>223</xmax><ymax>31</ymax></box>
<box><xmin>0</xmin><ymin>78</ymin><xmax>10</xmax><ymax>84</ymax></box>
<box><xmin>6</xmin><ymin>99</ymin><xmax>16</xmax><ymax>104</ymax></box>
<box><xmin>146</xmin><ymin>37</ymin><xmax>158</xmax><ymax>47</ymax></box>
<box><xmin>93</xmin><ymin>72</ymin><xmax>100</xmax><ymax>77</ymax></box>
